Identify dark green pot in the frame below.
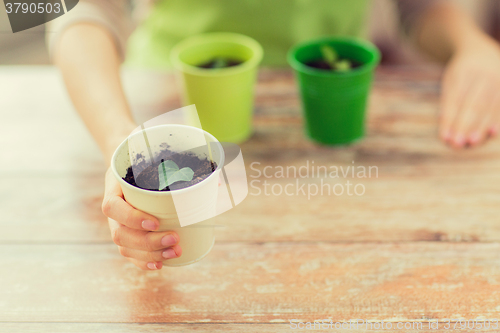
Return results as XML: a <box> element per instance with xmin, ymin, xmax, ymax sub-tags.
<box><xmin>288</xmin><ymin>37</ymin><xmax>380</xmax><ymax>145</ymax></box>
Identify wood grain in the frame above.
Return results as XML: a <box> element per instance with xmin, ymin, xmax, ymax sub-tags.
<box><xmin>1</xmin><ymin>66</ymin><xmax>500</xmax><ymax>330</ymax></box>
<box><xmin>1</xmin><ymin>323</ymin><xmax>495</xmax><ymax>333</ymax></box>
<box><xmin>2</xmin><ymin>172</ymin><xmax>499</xmax><ymax>243</ymax></box>
<box><xmin>1</xmin><ymin>67</ymin><xmax>499</xmax><ymax>243</ymax></box>
<box><xmin>0</xmin><ymin>323</ymin><xmax>299</xmax><ymax>333</ymax></box>
<box><xmin>1</xmin><ymin>243</ymin><xmax>500</xmax><ymax>322</ymax></box>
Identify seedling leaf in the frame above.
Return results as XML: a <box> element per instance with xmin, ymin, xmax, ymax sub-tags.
<box><xmin>334</xmin><ymin>59</ymin><xmax>352</xmax><ymax>72</ymax></box>
<box><xmin>158</xmin><ymin>159</ymin><xmax>194</xmax><ymax>190</ymax></box>
<box><xmin>212</xmin><ymin>57</ymin><xmax>229</xmax><ymax>69</ymax></box>
<box><xmin>320</xmin><ymin>44</ymin><xmax>338</xmax><ymax>69</ymax></box>
<box><xmin>320</xmin><ymin>44</ymin><xmax>353</xmax><ymax>72</ymax></box>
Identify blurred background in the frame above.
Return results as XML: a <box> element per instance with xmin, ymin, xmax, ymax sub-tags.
<box><xmin>2</xmin><ymin>0</ymin><xmax>500</xmax><ymax>66</ymax></box>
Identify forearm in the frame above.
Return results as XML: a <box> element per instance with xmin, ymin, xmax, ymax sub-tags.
<box><xmin>54</xmin><ymin>23</ymin><xmax>136</xmax><ymax>164</ymax></box>
<box><xmin>414</xmin><ymin>2</ymin><xmax>488</xmax><ymax>62</ymax></box>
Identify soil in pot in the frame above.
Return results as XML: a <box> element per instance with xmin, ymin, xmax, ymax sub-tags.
<box><xmin>123</xmin><ymin>145</ymin><xmax>217</xmax><ymax>191</ymax></box>
<box><xmin>197</xmin><ymin>57</ymin><xmax>243</xmax><ymax>69</ymax></box>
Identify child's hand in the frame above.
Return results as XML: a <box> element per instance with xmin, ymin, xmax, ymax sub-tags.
<box><xmin>102</xmin><ymin>168</ymin><xmax>182</xmax><ymax>270</ymax></box>
<box><xmin>439</xmin><ymin>35</ymin><xmax>500</xmax><ymax>148</ymax></box>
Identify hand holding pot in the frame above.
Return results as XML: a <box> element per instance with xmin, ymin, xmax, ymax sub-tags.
<box><xmin>102</xmin><ymin>168</ymin><xmax>182</xmax><ymax>270</ymax></box>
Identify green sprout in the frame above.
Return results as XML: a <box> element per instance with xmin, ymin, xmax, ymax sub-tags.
<box><xmin>211</xmin><ymin>57</ymin><xmax>229</xmax><ymax>69</ymax></box>
<box><xmin>158</xmin><ymin>159</ymin><xmax>194</xmax><ymax>190</ymax></box>
<box><xmin>320</xmin><ymin>44</ymin><xmax>352</xmax><ymax>72</ymax></box>
<box><xmin>334</xmin><ymin>59</ymin><xmax>352</xmax><ymax>72</ymax></box>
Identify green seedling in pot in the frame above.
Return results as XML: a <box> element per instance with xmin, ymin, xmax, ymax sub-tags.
<box><xmin>211</xmin><ymin>57</ymin><xmax>229</xmax><ymax>68</ymax></box>
<box><xmin>320</xmin><ymin>44</ymin><xmax>352</xmax><ymax>72</ymax></box>
<box><xmin>197</xmin><ymin>57</ymin><xmax>243</xmax><ymax>69</ymax></box>
<box><xmin>158</xmin><ymin>159</ymin><xmax>194</xmax><ymax>190</ymax></box>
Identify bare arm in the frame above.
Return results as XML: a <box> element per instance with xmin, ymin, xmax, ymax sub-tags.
<box><xmin>52</xmin><ymin>22</ymin><xmax>181</xmax><ymax>270</ymax></box>
<box><xmin>413</xmin><ymin>1</ymin><xmax>489</xmax><ymax>63</ymax></box>
<box><xmin>54</xmin><ymin>23</ymin><xmax>136</xmax><ymax>164</ymax></box>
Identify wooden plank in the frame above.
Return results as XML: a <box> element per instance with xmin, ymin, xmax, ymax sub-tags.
<box><xmin>0</xmin><ymin>176</ymin><xmax>109</xmax><ymax>242</ymax></box>
<box><xmin>0</xmin><ymin>322</ymin><xmax>494</xmax><ymax>333</ymax></box>
<box><xmin>0</xmin><ymin>67</ymin><xmax>105</xmax><ymax>175</ymax></box>
<box><xmin>0</xmin><ymin>323</ymin><xmax>287</xmax><ymax>333</ymax></box>
<box><xmin>1</xmin><ymin>167</ymin><xmax>499</xmax><ymax>243</ymax></box>
<box><xmin>1</xmin><ymin>242</ymin><xmax>500</xmax><ymax>323</ymax></box>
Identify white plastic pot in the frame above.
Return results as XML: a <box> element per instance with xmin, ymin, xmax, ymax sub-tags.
<box><xmin>111</xmin><ymin>124</ymin><xmax>224</xmax><ymax>266</ymax></box>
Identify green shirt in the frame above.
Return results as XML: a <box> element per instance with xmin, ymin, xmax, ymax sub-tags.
<box><xmin>126</xmin><ymin>0</ymin><xmax>370</xmax><ymax>68</ymax></box>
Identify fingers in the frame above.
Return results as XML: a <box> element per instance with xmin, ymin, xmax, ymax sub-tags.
<box><xmin>108</xmin><ymin>218</ymin><xmax>183</xmax><ymax>270</ymax></box>
<box><xmin>440</xmin><ymin>73</ymin><xmax>500</xmax><ymax>148</ymax></box>
<box><xmin>108</xmin><ymin>218</ymin><xmax>180</xmax><ymax>252</ymax></box>
<box><xmin>490</xmin><ymin>124</ymin><xmax>500</xmax><ymax>137</ymax></box>
<box><xmin>449</xmin><ymin>81</ymin><xmax>486</xmax><ymax>148</ymax></box>
<box><xmin>118</xmin><ymin>245</ymin><xmax>182</xmax><ymax>263</ymax></box>
<box><xmin>469</xmin><ymin>91</ymin><xmax>500</xmax><ymax>146</ymax></box>
<box><xmin>127</xmin><ymin>258</ymin><xmax>164</xmax><ymax>271</ymax></box>
<box><xmin>439</xmin><ymin>47</ymin><xmax>500</xmax><ymax>149</ymax></box>
<box><xmin>102</xmin><ymin>168</ymin><xmax>160</xmax><ymax>231</ymax></box>
<box><xmin>103</xmin><ymin>169</ymin><xmax>184</xmax><ymax>271</ymax></box>
<box><xmin>488</xmin><ymin>95</ymin><xmax>500</xmax><ymax>137</ymax></box>
<box><xmin>439</xmin><ymin>68</ymin><xmax>467</xmax><ymax>144</ymax></box>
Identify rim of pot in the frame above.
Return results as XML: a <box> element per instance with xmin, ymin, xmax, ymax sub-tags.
<box><xmin>170</xmin><ymin>32</ymin><xmax>263</xmax><ymax>77</ymax></box>
<box><xmin>111</xmin><ymin>124</ymin><xmax>225</xmax><ymax>196</ymax></box>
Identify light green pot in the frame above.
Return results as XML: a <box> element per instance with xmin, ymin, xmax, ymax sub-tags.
<box><xmin>171</xmin><ymin>33</ymin><xmax>263</xmax><ymax>143</ymax></box>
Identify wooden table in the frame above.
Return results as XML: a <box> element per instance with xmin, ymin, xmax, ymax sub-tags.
<box><xmin>1</xmin><ymin>66</ymin><xmax>500</xmax><ymax>332</ymax></box>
